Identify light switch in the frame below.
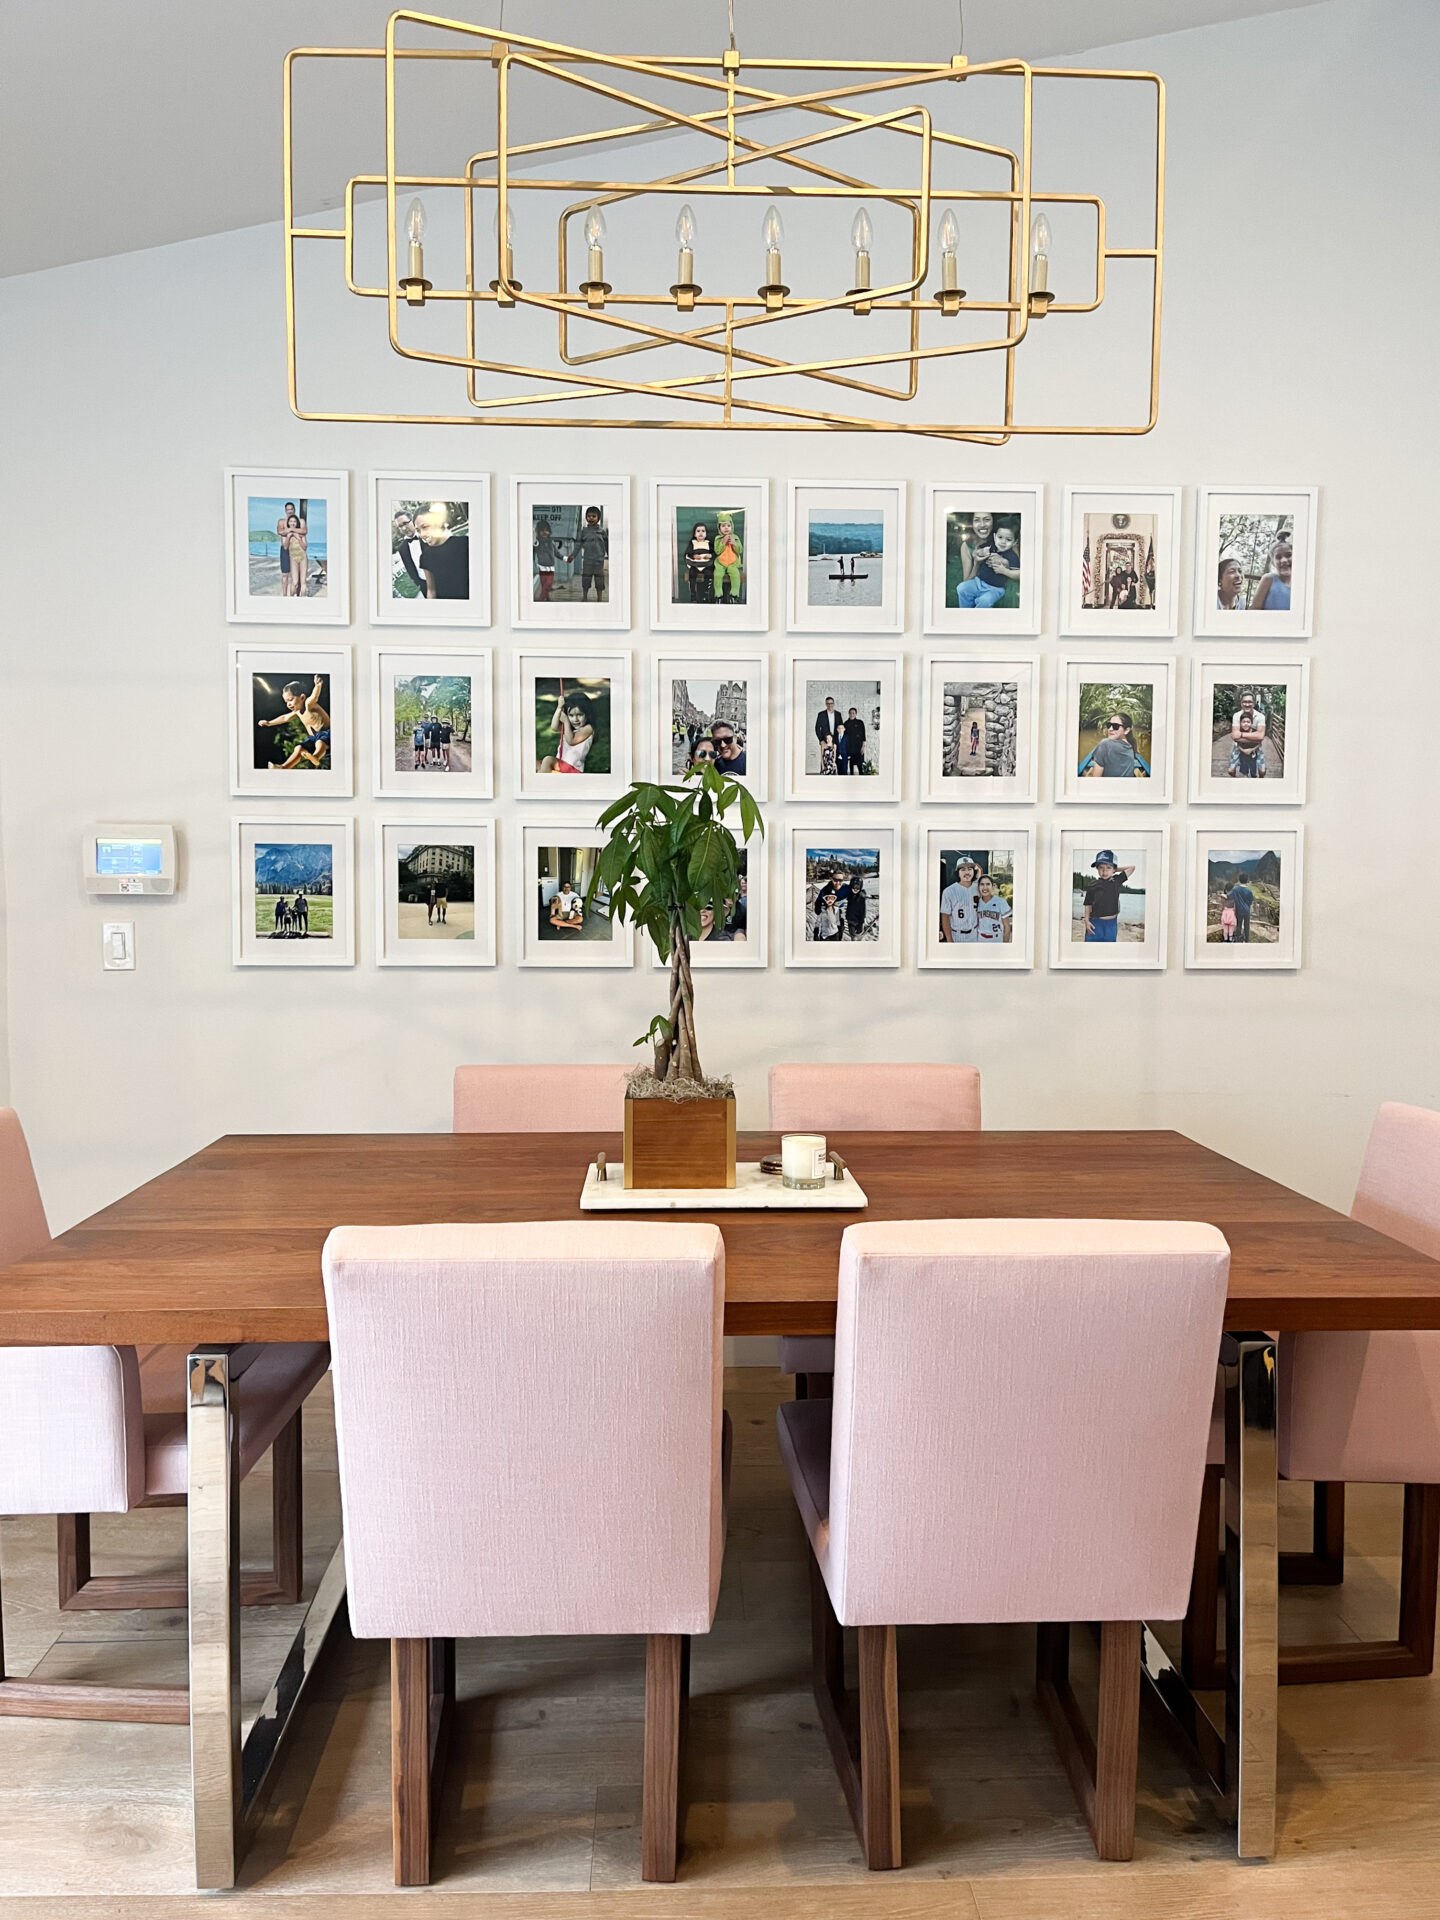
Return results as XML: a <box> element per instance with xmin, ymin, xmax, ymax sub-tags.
<box><xmin>102</xmin><ymin>922</ymin><xmax>135</xmax><ymax>970</ymax></box>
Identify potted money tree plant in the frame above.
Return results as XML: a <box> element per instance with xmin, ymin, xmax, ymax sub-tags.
<box><xmin>588</xmin><ymin>760</ymin><xmax>762</xmax><ymax>1189</ymax></box>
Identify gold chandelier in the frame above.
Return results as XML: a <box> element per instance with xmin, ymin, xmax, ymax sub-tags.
<box><xmin>284</xmin><ymin>11</ymin><xmax>1165</xmax><ymax>442</ymax></box>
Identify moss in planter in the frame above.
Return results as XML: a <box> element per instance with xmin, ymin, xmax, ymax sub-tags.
<box><xmin>626</xmin><ymin>1066</ymin><xmax>735</xmax><ymax>1104</ymax></box>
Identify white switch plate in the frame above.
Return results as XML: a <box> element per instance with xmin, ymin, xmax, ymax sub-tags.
<box><xmin>102</xmin><ymin>921</ymin><xmax>135</xmax><ymax>970</ymax></box>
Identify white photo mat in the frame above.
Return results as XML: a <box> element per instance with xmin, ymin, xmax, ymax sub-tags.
<box><xmin>1054</xmin><ymin>655</ymin><xmax>1175</xmax><ymax>805</ymax></box>
<box><xmin>922</xmin><ymin>483</ymin><xmax>1044</xmax><ymax>636</ymax></box>
<box><xmin>514</xmin><ymin>649</ymin><xmax>632</xmax><ymax>802</ymax></box>
<box><xmin>1060</xmin><ymin>486</ymin><xmax>1181</xmax><ymax>638</ymax></box>
<box><xmin>510</xmin><ymin>476</ymin><xmax>630</xmax><ymax>630</ymax></box>
<box><xmin>231</xmin><ymin>817</ymin><xmax>355</xmax><ymax>967</ymax></box>
<box><xmin>370</xmin><ymin>646</ymin><xmax>494</xmax><ymax>800</ymax></box>
<box><xmin>1186</xmin><ymin>824</ymin><xmax>1303</xmax><ymax>970</ymax></box>
<box><xmin>225</xmin><ymin>468</ymin><xmax>349</xmax><ymax>625</ymax></box>
<box><xmin>651</xmin><ymin>651</ymin><xmax>769</xmax><ymax>800</ymax></box>
<box><xmin>1048</xmin><ymin>825</ymin><xmax>1169</xmax><ymax>971</ymax></box>
<box><xmin>648</xmin><ymin>824</ymin><xmax>766</xmax><ymax>969</ymax></box>
<box><xmin>1192</xmin><ymin>486</ymin><xmax>1318</xmax><ymax>639</ymax></box>
<box><xmin>375</xmin><ymin>819</ymin><xmax>496</xmax><ymax>968</ymax></box>
<box><xmin>517</xmin><ymin>822</ymin><xmax>635</xmax><ymax>969</ymax></box>
<box><xmin>920</xmin><ymin>654</ymin><xmax>1039</xmax><ymax>804</ymax></box>
<box><xmin>787</xmin><ymin>480</ymin><xmax>906</xmax><ymax>635</ymax></box>
<box><xmin>918</xmin><ymin>823</ymin><xmax>1035</xmax><ymax>970</ymax></box>
<box><xmin>1189</xmin><ymin>657</ymin><xmax>1309</xmax><ymax>806</ymax></box>
<box><xmin>785</xmin><ymin>822</ymin><xmax>901</xmax><ymax>969</ymax></box>
<box><xmin>369</xmin><ymin>471</ymin><xmax>491</xmax><ymax>628</ymax></box>
<box><xmin>229</xmin><ymin>644</ymin><xmax>353</xmax><ymax>799</ymax></box>
<box><xmin>787</xmin><ymin>653</ymin><xmax>903</xmax><ymax>803</ymax></box>
<box><xmin>650</xmin><ymin>479</ymin><xmax>769</xmax><ymax>633</ymax></box>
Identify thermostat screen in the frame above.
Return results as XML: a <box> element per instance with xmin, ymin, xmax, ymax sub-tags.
<box><xmin>96</xmin><ymin>838</ymin><xmax>164</xmax><ymax>876</ymax></box>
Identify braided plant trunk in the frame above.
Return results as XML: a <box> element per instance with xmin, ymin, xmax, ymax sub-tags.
<box><xmin>659</xmin><ymin>907</ymin><xmax>702</xmax><ymax>1085</ymax></box>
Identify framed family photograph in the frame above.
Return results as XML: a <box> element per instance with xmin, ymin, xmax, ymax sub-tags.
<box><xmin>231</xmin><ymin>817</ymin><xmax>354</xmax><ymax>967</ymax></box>
<box><xmin>786</xmin><ymin>824</ymin><xmax>901</xmax><ymax>969</ymax></box>
<box><xmin>787</xmin><ymin>480</ymin><xmax>905</xmax><ymax>635</ymax></box>
<box><xmin>920</xmin><ymin>655</ymin><xmax>1039</xmax><ymax>804</ymax></box>
<box><xmin>370</xmin><ymin>648</ymin><xmax>493</xmax><ymax>800</ymax></box>
<box><xmin>1061</xmin><ymin>486</ymin><xmax>1180</xmax><ymax>638</ymax></box>
<box><xmin>511</xmin><ymin>476</ymin><xmax>629</xmax><ymax>630</ymax></box>
<box><xmin>1193</xmin><ymin>487</ymin><xmax>1317</xmax><ymax>639</ymax></box>
<box><xmin>1189</xmin><ymin>658</ymin><xmax>1309</xmax><ymax>805</ymax></box>
<box><xmin>1055</xmin><ymin>657</ymin><xmax>1175</xmax><ymax>805</ymax></box>
<box><xmin>514</xmin><ymin>650</ymin><xmax>632</xmax><ymax>802</ymax></box>
<box><xmin>650</xmin><ymin>479</ymin><xmax>768</xmax><ymax>632</ymax></box>
<box><xmin>923</xmin><ymin>484</ymin><xmax>1044</xmax><ymax>636</ymax></box>
<box><xmin>1049</xmin><ymin>827</ymin><xmax>1169</xmax><ymax>971</ymax></box>
<box><xmin>787</xmin><ymin>654</ymin><xmax>902</xmax><ymax>803</ymax></box>
<box><xmin>375</xmin><ymin>821</ymin><xmax>496</xmax><ymax>968</ymax></box>
<box><xmin>1186</xmin><ymin>825</ymin><xmax>1303</xmax><ymax>969</ymax></box>
<box><xmin>225</xmin><ymin>468</ymin><xmax>349</xmax><ymax>624</ymax></box>
<box><xmin>518</xmin><ymin>824</ymin><xmax>634</xmax><ymax>969</ymax></box>
<box><xmin>229</xmin><ymin>646</ymin><xmax>353</xmax><ymax>799</ymax></box>
<box><xmin>919</xmin><ymin>825</ymin><xmax>1035</xmax><ymax>970</ymax></box>
<box><xmin>369</xmin><ymin>472</ymin><xmax>490</xmax><ymax>627</ymax></box>
<box><xmin>653</xmin><ymin>652</ymin><xmax>768</xmax><ymax>799</ymax></box>
<box><xmin>650</xmin><ymin>828</ymin><xmax>766</xmax><ymax>970</ymax></box>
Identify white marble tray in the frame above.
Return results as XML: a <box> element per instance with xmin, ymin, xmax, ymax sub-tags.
<box><xmin>580</xmin><ymin>1160</ymin><xmax>868</xmax><ymax>1212</ymax></box>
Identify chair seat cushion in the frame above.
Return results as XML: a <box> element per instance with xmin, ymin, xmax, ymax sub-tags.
<box><xmin>779</xmin><ymin>1335</ymin><xmax>836</xmax><ymax>1376</ymax></box>
<box><xmin>143</xmin><ymin>1343</ymin><xmax>330</xmax><ymax>1499</ymax></box>
<box><xmin>776</xmin><ymin>1397</ymin><xmax>833</xmax><ymax>1547</ymax></box>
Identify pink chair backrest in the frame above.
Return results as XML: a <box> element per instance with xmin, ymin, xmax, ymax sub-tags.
<box><xmin>1351</xmin><ymin>1103</ymin><xmax>1440</xmax><ymax>1258</ymax></box>
<box><xmin>323</xmin><ymin>1221</ymin><xmax>725</xmax><ymax>1640</ymax></box>
<box><xmin>453</xmin><ymin>1064</ymin><xmax>631</xmax><ymax>1133</ymax></box>
<box><xmin>768</xmin><ymin>1063</ymin><xmax>981</xmax><ymax>1134</ymax></box>
<box><xmin>826</xmin><ymin>1219</ymin><xmax>1229</xmax><ymax>1626</ymax></box>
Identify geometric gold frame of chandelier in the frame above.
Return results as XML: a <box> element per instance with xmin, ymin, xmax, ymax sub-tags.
<box><xmin>283</xmin><ymin>12</ymin><xmax>1164</xmax><ymax>443</ymax></box>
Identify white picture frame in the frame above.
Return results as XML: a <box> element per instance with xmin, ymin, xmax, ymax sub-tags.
<box><xmin>922</xmin><ymin>483</ymin><xmax>1044</xmax><ymax>636</ymax></box>
<box><xmin>1192</xmin><ymin>487</ymin><xmax>1318</xmax><ymax>639</ymax></box>
<box><xmin>651</xmin><ymin>651</ymin><xmax>769</xmax><ymax>799</ymax></box>
<box><xmin>225</xmin><ymin>468</ymin><xmax>349</xmax><ymax>625</ymax></box>
<box><xmin>511</xmin><ymin>476</ymin><xmax>630</xmax><ymax>630</ymax></box>
<box><xmin>1055</xmin><ymin>655</ymin><xmax>1175</xmax><ymax>805</ymax></box>
<box><xmin>787</xmin><ymin>480</ymin><xmax>906</xmax><ymax>635</ymax></box>
<box><xmin>1049</xmin><ymin>826</ymin><xmax>1169</xmax><ymax>971</ymax></box>
<box><xmin>375</xmin><ymin>819</ymin><xmax>496</xmax><ymax>968</ymax></box>
<box><xmin>229</xmin><ymin>645</ymin><xmax>353</xmax><ymax>799</ymax></box>
<box><xmin>1189</xmin><ymin>657</ymin><xmax>1309</xmax><ymax>806</ymax></box>
<box><xmin>650</xmin><ymin>479</ymin><xmax>769</xmax><ymax>633</ymax></box>
<box><xmin>920</xmin><ymin>654</ymin><xmax>1040</xmax><ymax>804</ymax></box>
<box><xmin>231</xmin><ymin>817</ymin><xmax>354</xmax><ymax>967</ymax></box>
<box><xmin>514</xmin><ymin>649</ymin><xmax>632</xmax><ymax>802</ymax></box>
<box><xmin>918</xmin><ymin>823</ymin><xmax>1035</xmax><ymax>970</ymax></box>
<box><xmin>648</xmin><ymin>825</ymin><xmax>767</xmax><ymax>970</ymax></box>
<box><xmin>369</xmin><ymin>471</ymin><xmax>491</xmax><ymax>627</ymax></box>
<box><xmin>1061</xmin><ymin>486</ymin><xmax>1181</xmax><ymax>638</ymax></box>
<box><xmin>785</xmin><ymin>822</ymin><xmax>901</xmax><ymax>969</ymax></box>
<box><xmin>1186</xmin><ymin>824</ymin><xmax>1303</xmax><ymax>970</ymax></box>
<box><xmin>787</xmin><ymin>653</ymin><xmax>902</xmax><ymax>803</ymax></box>
<box><xmin>370</xmin><ymin>647</ymin><xmax>494</xmax><ymax>800</ymax></box>
<box><xmin>518</xmin><ymin>823</ymin><xmax>635</xmax><ymax>969</ymax></box>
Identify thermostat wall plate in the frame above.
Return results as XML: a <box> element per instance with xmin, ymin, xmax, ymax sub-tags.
<box><xmin>83</xmin><ymin>825</ymin><xmax>177</xmax><ymax>896</ymax></box>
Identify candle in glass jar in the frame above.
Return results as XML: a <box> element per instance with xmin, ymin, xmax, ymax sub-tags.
<box><xmin>781</xmin><ymin>1133</ymin><xmax>827</xmax><ymax>1191</ymax></box>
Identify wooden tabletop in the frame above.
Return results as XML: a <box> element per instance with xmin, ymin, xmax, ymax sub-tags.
<box><xmin>2</xmin><ymin>1130</ymin><xmax>1439</xmax><ymax>1344</ymax></box>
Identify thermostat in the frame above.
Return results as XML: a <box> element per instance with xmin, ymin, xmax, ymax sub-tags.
<box><xmin>83</xmin><ymin>824</ymin><xmax>177</xmax><ymax>896</ymax></box>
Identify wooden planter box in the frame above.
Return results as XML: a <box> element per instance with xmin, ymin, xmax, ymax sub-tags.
<box><xmin>624</xmin><ymin>1094</ymin><xmax>737</xmax><ymax>1190</ymax></box>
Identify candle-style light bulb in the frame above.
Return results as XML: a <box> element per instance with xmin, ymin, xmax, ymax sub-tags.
<box><xmin>675</xmin><ymin>201</ymin><xmax>696</xmax><ymax>286</ymax></box>
<box><xmin>584</xmin><ymin>202</ymin><xmax>607</xmax><ymax>286</ymax></box>
<box><xmin>1030</xmin><ymin>210</ymin><xmax>1051</xmax><ymax>293</ymax></box>
<box><xmin>939</xmin><ymin>207</ymin><xmax>959</xmax><ymax>291</ymax></box>
<box><xmin>405</xmin><ymin>197</ymin><xmax>427</xmax><ymax>246</ymax></box>
<box><xmin>762</xmin><ymin>203</ymin><xmax>784</xmax><ymax>287</ymax></box>
<box><xmin>850</xmin><ymin>205</ymin><xmax>872</xmax><ymax>292</ymax></box>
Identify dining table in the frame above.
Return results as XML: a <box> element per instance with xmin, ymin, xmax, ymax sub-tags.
<box><xmin>5</xmin><ymin>1126</ymin><xmax>1440</xmax><ymax>1889</ymax></box>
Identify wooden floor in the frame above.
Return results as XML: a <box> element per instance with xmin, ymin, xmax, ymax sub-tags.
<box><xmin>4</xmin><ymin>1371</ymin><xmax>1440</xmax><ymax>1919</ymax></box>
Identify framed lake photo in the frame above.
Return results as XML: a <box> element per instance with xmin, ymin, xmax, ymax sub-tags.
<box><xmin>229</xmin><ymin>645</ymin><xmax>353</xmax><ymax>799</ymax></box>
<box><xmin>518</xmin><ymin>823</ymin><xmax>635</xmax><ymax>970</ymax></box>
<box><xmin>920</xmin><ymin>655</ymin><xmax>1039</xmax><ymax>804</ymax></box>
<box><xmin>1049</xmin><ymin>826</ymin><xmax>1169</xmax><ymax>971</ymax></box>
<box><xmin>1188</xmin><ymin>657</ymin><xmax>1309</xmax><ymax>806</ymax></box>
<box><xmin>648</xmin><ymin>827</ymin><xmax>767</xmax><ymax>970</ymax></box>
<box><xmin>786</xmin><ymin>823</ymin><xmax>901</xmax><ymax>969</ymax></box>
<box><xmin>923</xmin><ymin>484</ymin><xmax>1044</xmax><ymax>636</ymax></box>
<box><xmin>653</xmin><ymin>652</ymin><xmax>768</xmax><ymax>799</ymax></box>
<box><xmin>231</xmin><ymin>817</ymin><xmax>354</xmax><ymax>967</ymax></box>
<box><xmin>787</xmin><ymin>654</ymin><xmax>902</xmax><ymax>803</ymax></box>
<box><xmin>1055</xmin><ymin>656</ymin><xmax>1175</xmax><ymax>805</ymax></box>
<box><xmin>514</xmin><ymin>649</ymin><xmax>632</xmax><ymax>802</ymax></box>
<box><xmin>1186</xmin><ymin>825</ymin><xmax>1303</xmax><ymax>969</ymax></box>
<box><xmin>375</xmin><ymin>820</ymin><xmax>496</xmax><ymax>968</ymax></box>
<box><xmin>371</xmin><ymin>647</ymin><xmax>493</xmax><ymax>801</ymax></box>
<box><xmin>1193</xmin><ymin>487</ymin><xmax>1317</xmax><ymax>639</ymax></box>
<box><xmin>651</xmin><ymin>479</ymin><xmax>768</xmax><ymax>632</ymax></box>
<box><xmin>370</xmin><ymin>472</ymin><xmax>490</xmax><ymax>627</ymax></box>
<box><xmin>511</xmin><ymin>476</ymin><xmax>630</xmax><ymax>631</ymax></box>
<box><xmin>787</xmin><ymin>480</ymin><xmax>905</xmax><ymax>635</ymax></box>
<box><xmin>225</xmin><ymin>468</ymin><xmax>349</xmax><ymax>625</ymax></box>
<box><xmin>1061</xmin><ymin>486</ymin><xmax>1180</xmax><ymax>638</ymax></box>
<box><xmin>919</xmin><ymin>824</ymin><xmax>1035</xmax><ymax>970</ymax></box>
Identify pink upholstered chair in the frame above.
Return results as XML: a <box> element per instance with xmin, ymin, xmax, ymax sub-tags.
<box><xmin>322</xmin><ymin>1219</ymin><xmax>728</xmax><ymax>1885</ymax></box>
<box><xmin>778</xmin><ymin>1217</ymin><xmax>1229</xmax><ymax>1866</ymax></box>
<box><xmin>768</xmin><ymin>1063</ymin><xmax>982</xmax><ymax>1392</ymax></box>
<box><xmin>453</xmin><ymin>1063</ymin><xmax>630</xmax><ymax>1133</ymax></box>
<box><xmin>0</xmin><ymin>1108</ymin><xmax>329</xmax><ymax>1724</ymax></box>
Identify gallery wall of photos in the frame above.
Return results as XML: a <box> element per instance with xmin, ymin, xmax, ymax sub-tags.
<box><xmin>224</xmin><ymin>467</ymin><xmax>1317</xmax><ymax>976</ymax></box>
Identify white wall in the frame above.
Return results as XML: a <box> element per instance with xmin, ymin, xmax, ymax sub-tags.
<box><xmin>0</xmin><ymin>0</ymin><xmax>1435</xmax><ymax>1232</ymax></box>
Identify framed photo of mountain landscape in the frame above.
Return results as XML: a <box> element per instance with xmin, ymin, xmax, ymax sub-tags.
<box><xmin>653</xmin><ymin>652</ymin><xmax>768</xmax><ymax>799</ymax></box>
<box><xmin>1186</xmin><ymin>825</ymin><xmax>1303</xmax><ymax>970</ymax></box>
<box><xmin>651</xmin><ymin>479</ymin><xmax>769</xmax><ymax>632</ymax></box>
<box><xmin>231</xmin><ymin>817</ymin><xmax>354</xmax><ymax>967</ymax></box>
<box><xmin>1061</xmin><ymin>486</ymin><xmax>1180</xmax><ymax>638</ymax></box>
<box><xmin>787</xmin><ymin>480</ymin><xmax>905</xmax><ymax>635</ymax></box>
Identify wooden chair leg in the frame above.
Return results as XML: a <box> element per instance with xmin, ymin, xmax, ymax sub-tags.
<box><xmin>642</xmin><ymin>1632</ymin><xmax>689</xmax><ymax>1882</ymax></box>
<box><xmin>57</xmin><ymin>1513</ymin><xmax>92</xmax><ymax>1608</ymax></box>
<box><xmin>1281</xmin><ymin>1480</ymin><xmax>1346</xmax><ymax>1586</ymax></box>
<box><xmin>270</xmin><ymin>1409</ymin><xmax>304</xmax><ymax>1603</ymax></box>
<box><xmin>1181</xmin><ymin>1463</ymin><xmax>1223</xmax><ymax>1690</ymax></box>
<box><xmin>805</xmin><ymin>1548</ymin><xmax>901</xmax><ymax>1870</ymax></box>
<box><xmin>391</xmin><ymin>1635</ymin><xmax>455</xmax><ymax>1887</ymax></box>
<box><xmin>1</xmin><ymin>1551</ymin><xmax>187</xmax><ymax>1724</ymax></box>
<box><xmin>1036</xmin><ymin>1620</ymin><xmax>1141</xmax><ymax>1861</ymax></box>
<box><xmin>1273</xmin><ymin>1483</ymin><xmax>1440</xmax><ymax>1685</ymax></box>
<box><xmin>801</xmin><ymin>1372</ymin><xmax>834</xmax><ymax>1401</ymax></box>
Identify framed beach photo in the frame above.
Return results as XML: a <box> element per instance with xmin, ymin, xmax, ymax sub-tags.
<box><xmin>1186</xmin><ymin>825</ymin><xmax>1303</xmax><ymax>969</ymax></box>
<box><xmin>518</xmin><ymin>824</ymin><xmax>634</xmax><ymax>969</ymax></box>
<box><xmin>225</xmin><ymin>468</ymin><xmax>349</xmax><ymax>624</ymax></box>
<box><xmin>229</xmin><ymin>645</ymin><xmax>353</xmax><ymax>799</ymax></box>
<box><xmin>1061</xmin><ymin>486</ymin><xmax>1180</xmax><ymax>638</ymax></box>
<box><xmin>787</xmin><ymin>480</ymin><xmax>905</xmax><ymax>635</ymax></box>
<box><xmin>649</xmin><ymin>827</ymin><xmax>767</xmax><ymax>970</ymax></box>
<box><xmin>786</xmin><ymin>823</ymin><xmax>901</xmax><ymax>969</ymax></box>
<box><xmin>231</xmin><ymin>817</ymin><xmax>354</xmax><ymax>967</ymax></box>
<box><xmin>514</xmin><ymin>650</ymin><xmax>631</xmax><ymax>803</ymax></box>
<box><xmin>1193</xmin><ymin>487</ymin><xmax>1317</xmax><ymax>639</ymax></box>
<box><xmin>653</xmin><ymin>652</ymin><xmax>768</xmax><ymax>799</ymax></box>
<box><xmin>369</xmin><ymin>472</ymin><xmax>490</xmax><ymax>627</ymax></box>
<box><xmin>371</xmin><ymin>647</ymin><xmax>494</xmax><ymax>801</ymax></box>
<box><xmin>920</xmin><ymin>655</ymin><xmax>1039</xmax><ymax>804</ymax></box>
<box><xmin>1189</xmin><ymin>658</ymin><xmax>1309</xmax><ymax>806</ymax></box>
<box><xmin>919</xmin><ymin>824</ymin><xmax>1035</xmax><ymax>970</ymax></box>
<box><xmin>1055</xmin><ymin>657</ymin><xmax>1175</xmax><ymax>805</ymax></box>
<box><xmin>923</xmin><ymin>484</ymin><xmax>1044</xmax><ymax>636</ymax></box>
<box><xmin>651</xmin><ymin>479</ymin><xmax>768</xmax><ymax>633</ymax></box>
<box><xmin>375</xmin><ymin>820</ymin><xmax>496</xmax><ymax>968</ymax></box>
<box><xmin>511</xmin><ymin>476</ymin><xmax>630</xmax><ymax>630</ymax></box>
<box><xmin>787</xmin><ymin>654</ymin><xmax>902</xmax><ymax>803</ymax></box>
<box><xmin>1049</xmin><ymin>826</ymin><xmax>1169</xmax><ymax>971</ymax></box>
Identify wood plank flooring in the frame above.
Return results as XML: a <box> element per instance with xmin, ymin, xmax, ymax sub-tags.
<box><xmin>3</xmin><ymin>1371</ymin><xmax>1440</xmax><ymax>1919</ymax></box>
